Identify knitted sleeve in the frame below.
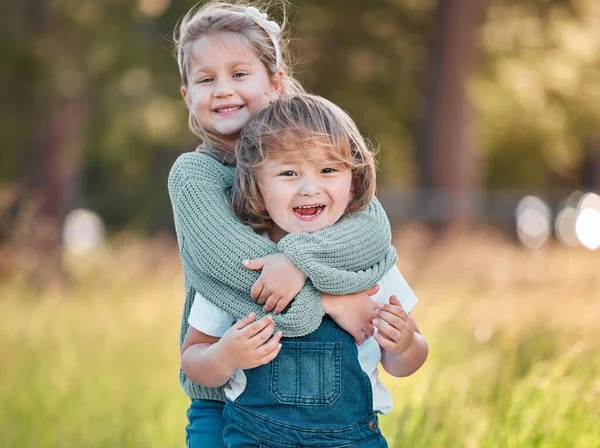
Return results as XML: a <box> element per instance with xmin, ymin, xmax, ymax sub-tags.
<box><xmin>168</xmin><ymin>152</ymin><xmax>396</xmax><ymax>335</ymax></box>
<box><xmin>169</xmin><ymin>152</ymin><xmax>324</xmax><ymax>336</ymax></box>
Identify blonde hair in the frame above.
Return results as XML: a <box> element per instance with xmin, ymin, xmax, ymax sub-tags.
<box><xmin>173</xmin><ymin>1</ymin><xmax>304</xmax><ymax>149</ymax></box>
<box><xmin>232</xmin><ymin>94</ymin><xmax>377</xmax><ymax>233</ymax></box>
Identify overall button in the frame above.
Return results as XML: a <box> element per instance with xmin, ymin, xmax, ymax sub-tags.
<box><xmin>368</xmin><ymin>420</ymin><xmax>378</xmax><ymax>431</ymax></box>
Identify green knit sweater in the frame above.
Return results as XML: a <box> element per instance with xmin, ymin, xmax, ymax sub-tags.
<box><xmin>168</xmin><ymin>151</ymin><xmax>398</xmax><ymax>401</ymax></box>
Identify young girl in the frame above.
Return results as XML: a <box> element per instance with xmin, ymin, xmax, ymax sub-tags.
<box><xmin>182</xmin><ymin>94</ymin><xmax>429</xmax><ymax>447</ymax></box>
<box><xmin>170</xmin><ymin>2</ymin><xmax>399</xmax><ymax>447</ymax></box>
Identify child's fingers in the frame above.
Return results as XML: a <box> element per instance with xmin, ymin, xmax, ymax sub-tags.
<box><xmin>374</xmin><ymin>318</ymin><xmax>402</xmax><ymax>342</ymax></box>
<box><xmin>272</xmin><ymin>296</ymin><xmax>292</xmax><ymax>315</ymax></box>
<box><xmin>256</xmin><ymin>341</ymin><xmax>282</xmax><ymax>366</ymax></box>
<box><xmin>377</xmin><ymin>310</ymin><xmax>408</xmax><ymax>331</ymax></box>
<box><xmin>389</xmin><ymin>295</ymin><xmax>402</xmax><ymax>306</ymax></box>
<box><xmin>256</xmin><ymin>285</ymin><xmax>272</xmax><ymax>305</ymax></box>
<box><xmin>250</xmin><ymin>280</ymin><xmax>264</xmax><ymax>301</ymax></box>
<box><xmin>248</xmin><ymin>319</ymin><xmax>276</xmax><ymax>347</ymax></box>
<box><xmin>232</xmin><ymin>312</ymin><xmax>256</xmax><ymax>329</ymax></box>
<box><xmin>363</xmin><ymin>322</ymin><xmax>375</xmax><ymax>338</ymax></box>
<box><xmin>381</xmin><ymin>302</ymin><xmax>409</xmax><ymax>320</ymax></box>
<box><xmin>243</xmin><ymin>257</ymin><xmax>267</xmax><ymax>271</ymax></box>
<box><xmin>365</xmin><ymin>284</ymin><xmax>380</xmax><ymax>296</ymax></box>
<box><xmin>256</xmin><ymin>331</ymin><xmax>282</xmax><ymax>358</ymax></box>
<box><xmin>240</xmin><ymin>315</ymin><xmax>273</xmax><ymax>338</ymax></box>
<box><xmin>262</xmin><ymin>294</ymin><xmax>280</xmax><ymax>313</ymax></box>
<box><xmin>373</xmin><ymin>332</ymin><xmax>395</xmax><ymax>351</ymax></box>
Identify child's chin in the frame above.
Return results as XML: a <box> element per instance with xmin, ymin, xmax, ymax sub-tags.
<box><xmin>214</xmin><ymin>121</ymin><xmax>247</xmax><ymax>136</ymax></box>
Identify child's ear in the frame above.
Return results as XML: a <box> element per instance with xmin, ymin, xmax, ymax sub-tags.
<box><xmin>269</xmin><ymin>70</ymin><xmax>284</xmax><ymax>101</ymax></box>
<box><xmin>181</xmin><ymin>86</ymin><xmax>192</xmax><ymax>109</ymax></box>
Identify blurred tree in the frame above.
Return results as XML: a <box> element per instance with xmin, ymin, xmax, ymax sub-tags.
<box><xmin>418</xmin><ymin>0</ymin><xmax>482</xmax><ymax>230</ymax></box>
<box><xmin>1</xmin><ymin>0</ymin><xmax>599</xmax><ymax>265</ymax></box>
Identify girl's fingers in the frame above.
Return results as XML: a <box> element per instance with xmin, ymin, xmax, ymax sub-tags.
<box><xmin>363</xmin><ymin>322</ymin><xmax>375</xmax><ymax>338</ymax></box>
<box><xmin>243</xmin><ymin>257</ymin><xmax>267</xmax><ymax>271</ymax></box>
<box><xmin>365</xmin><ymin>284</ymin><xmax>380</xmax><ymax>296</ymax></box>
<box><xmin>250</xmin><ymin>280</ymin><xmax>264</xmax><ymax>301</ymax></box>
<box><xmin>256</xmin><ymin>286</ymin><xmax>272</xmax><ymax>305</ymax></box>
<box><xmin>373</xmin><ymin>332</ymin><xmax>395</xmax><ymax>351</ymax></box>
<box><xmin>232</xmin><ymin>312</ymin><xmax>256</xmax><ymax>329</ymax></box>
<box><xmin>389</xmin><ymin>295</ymin><xmax>402</xmax><ymax>306</ymax></box>
<box><xmin>374</xmin><ymin>318</ymin><xmax>402</xmax><ymax>342</ymax></box>
<box><xmin>257</xmin><ymin>331</ymin><xmax>282</xmax><ymax>357</ymax></box>
<box><xmin>272</xmin><ymin>296</ymin><xmax>291</xmax><ymax>315</ymax></box>
<box><xmin>256</xmin><ymin>341</ymin><xmax>282</xmax><ymax>365</ymax></box>
<box><xmin>241</xmin><ymin>315</ymin><xmax>273</xmax><ymax>337</ymax></box>
<box><xmin>377</xmin><ymin>310</ymin><xmax>408</xmax><ymax>330</ymax></box>
<box><xmin>262</xmin><ymin>294</ymin><xmax>279</xmax><ymax>313</ymax></box>
<box><xmin>248</xmin><ymin>319</ymin><xmax>276</xmax><ymax>347</ymax></box>
<box><xmin>381</xmin><ymin>303</ymin><xmax>409</xmax><ymax>320</ymax></box>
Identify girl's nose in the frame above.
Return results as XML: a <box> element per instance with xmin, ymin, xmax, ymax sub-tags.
<box><xmin>212</xmin><ymin>79</ymin><xmax>234</xmax><ymax>98</ymax></box>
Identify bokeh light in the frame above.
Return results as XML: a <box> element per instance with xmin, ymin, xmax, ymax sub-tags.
<box><xmin>63</xmin><ymin>209</ymin><xmax>105</xmax><ymax>255</ymax></box>
<box><xmin>575</xmin><ymin>193</ymin><xmax>600</xmax><ymax>250</ymax></box>
<box><xmin>555</xmin><ymin>206</ymin><xmax>579</xmax><ymax>247</ymax></box>
<box><xmin>515</xmin><ymin>196</ymin><xmax>552</xmax><ymax>249</ymax></box>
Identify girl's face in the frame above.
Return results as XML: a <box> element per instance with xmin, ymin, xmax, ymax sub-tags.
<box><xmin>258</xmin><ymin>155</ymin><xmax>353</xmax><ymax>239</ymax></box>
<box><xmin>181</xmin><ymin>33</ymin><xmax>282</xmax><ymax>145</ymax></box>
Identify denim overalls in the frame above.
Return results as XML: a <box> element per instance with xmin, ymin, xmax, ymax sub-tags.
<box><xmin>223</xmin><ymin>316</ymin><xmax>388</xmax><ymax>448</ymax></box>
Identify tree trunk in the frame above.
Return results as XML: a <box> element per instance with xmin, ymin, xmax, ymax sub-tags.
<box><xmin>418</xmin><ymin>0</ymin><xmax>482</xmax><ymax>232</ymax></box>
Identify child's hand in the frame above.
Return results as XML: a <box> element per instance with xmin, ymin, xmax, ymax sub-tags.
<box><xmin>322</xmin><ymin>284</ymin><xmax>380</xmax><ymax>345</ymax></box>
<box><xmin>244</xmin><ymin>254</ymin><xmax>307</xmax><ymax>314</ymax></box>
<box><xmin>373</xmin><ymin>295</ymin><xmax>416</xmax><ymax>354</ymax></box>
<box><xmin>216</xmin><ymin>313</ymin><xmax>282</xmax><ymax>371</ymax></box>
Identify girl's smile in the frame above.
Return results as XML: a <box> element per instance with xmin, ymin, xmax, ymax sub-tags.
<box><xmin>180</xmin><ymin>33</ymin><xmax>282</xmax><ymax>143</ymax></box>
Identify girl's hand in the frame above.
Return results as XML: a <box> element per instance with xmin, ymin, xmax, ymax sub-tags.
<box><xmin>216</xmin><ymin>313</ymin><xmax>283</xmax><ymax>371</ymax></box>
<box><xmin>372</xmin><ymin>295</ymin><xmax>416</xmax><ymax>354</ymax></box>
<box><xmin>244</xmin><ymin>254</ymin><xmax>307</xmax><ymax>314</ymax></box>
<box><xmin>322</xmin><ymin>284</ymin><xmax>380</xmax><ymax>345</ymax></box>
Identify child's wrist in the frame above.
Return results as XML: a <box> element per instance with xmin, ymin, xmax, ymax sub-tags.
<box><xmin>212</xmin><ymin>341</ymin><xmax>237</xmax><ymax>377</ymax></box>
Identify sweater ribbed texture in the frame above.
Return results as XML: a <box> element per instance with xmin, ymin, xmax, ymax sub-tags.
<box><xmin>168</xmin><ymin>151</ymin><xmax>397</xmax><ymax>401</ymax></box>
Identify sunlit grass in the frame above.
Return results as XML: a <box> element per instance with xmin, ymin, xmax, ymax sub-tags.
<box><xmin>1</xmin><ymin>229</ymin><xmax>598</xmax><ymax>447</ymax></box>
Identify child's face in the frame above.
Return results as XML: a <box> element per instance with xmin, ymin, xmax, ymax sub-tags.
<box><xmin>258</xmin><ymin>156</ymin><xmax>353</xmax><ymax>237</ymax></box>
<box><xmin>181</xmin><ymin>33</ymin><xmax>282</xmax><ymax>144</ymax></box>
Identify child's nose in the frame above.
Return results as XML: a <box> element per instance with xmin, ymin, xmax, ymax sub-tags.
<box><xmin>298</xmin><ymin>180</ymin><xmax>320</xmax><ymax>196</ymax></box>
<box><xmin>212</xmin><ymin>79</ymin><xmax>234</xmax><ymax>97</ymax></box>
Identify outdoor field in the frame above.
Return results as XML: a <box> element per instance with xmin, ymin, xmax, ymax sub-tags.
<box><xmin>1</xmin><ymin>229</ymin><xmax>598</xmax><ymax>448</ymax></box>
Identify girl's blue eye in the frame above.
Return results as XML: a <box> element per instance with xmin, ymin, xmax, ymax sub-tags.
<box><xmin>233</xmin><ymin>72</ymin><xmax>247</xmax><ymax>78</ymax></box>
<box><xmin>279</xmin><ymin>171</ymin><xmax>296</xmax><ymax>177</ymax></box>
<box><xmin>198</xmin><ymin>77</ymin><xmax>214</xmax><ymax>84</ymax></box>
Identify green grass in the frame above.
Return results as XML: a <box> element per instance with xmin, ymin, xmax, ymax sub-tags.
<box><xmin>1</xmin><ymin>233</ymin><xmax>599</xmax><ymax>447</ymax></box>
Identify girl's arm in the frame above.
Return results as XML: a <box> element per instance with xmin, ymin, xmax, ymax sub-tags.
<box><xmin>170</xmin><ymin>152</ymin><xmax>325</xmax><ymax>335</ymax></box>
<box><xmin>181</xmin><ymin>314</ymin><xmax>282</xmax><ymax>387</ymax></box>
<box><xmin>169</xmin><ymin>152</ymin><xmax>395</xmax><ymax>335</ymax></box>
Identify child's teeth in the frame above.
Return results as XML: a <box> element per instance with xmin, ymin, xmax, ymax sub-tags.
<box><xmin>218</xmin><ymin>106</ymin><xmax>240</xmax><ymax>113</ymax></box>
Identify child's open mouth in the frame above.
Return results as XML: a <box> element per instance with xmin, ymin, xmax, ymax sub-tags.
<box><xmin>214</xmin><ymin>105</ymin><xmax>244</xmax><ymax>113</ymax></box>
<box><xmin>293</xmin><ymin>205</ymin><xmax>325</xmax><ymax>221</ymax></box>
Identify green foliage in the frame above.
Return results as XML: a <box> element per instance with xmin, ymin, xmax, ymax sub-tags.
<box><xmin>2</xmin><ymin>0</ymin><xmax>599</xmax><ymax>231</ymax></box>
<box><xmin>1</xmin><ymin>236</ymin><xmax>599</xmax><ymax>447</ymax></box>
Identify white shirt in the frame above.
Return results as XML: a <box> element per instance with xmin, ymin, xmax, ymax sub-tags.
<box><xmin>188</xmin><ymin>265</ymin><xmax>418</xmax><ymax>414</ymax></box>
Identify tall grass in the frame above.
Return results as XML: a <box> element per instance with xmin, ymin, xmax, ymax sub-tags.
<box><xmin>1</xmin><ymin>229</ymin><xmax>598</xmax><ymax>447</ymax></box>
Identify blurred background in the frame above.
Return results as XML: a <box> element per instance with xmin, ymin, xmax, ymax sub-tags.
<box><xmin>1</xmin><ymin>0</ymin><xmax>599</xmax><ymax>447</ymax></box>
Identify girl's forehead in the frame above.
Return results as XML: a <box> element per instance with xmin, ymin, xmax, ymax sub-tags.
<box><xmin>188</xmin><ymin>32</ymin><xmax>258</xmax><ymax>67</ymax></box>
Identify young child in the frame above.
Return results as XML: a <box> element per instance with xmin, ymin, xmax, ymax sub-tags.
<box><xmin>169</xmin><ymin>2</ymin><xmax>400</xmax><ymax>447</ymax></box>
<box><xmin>182</xmin><ymin>94</ymin><xmax>429</xmax><ymax>448</ymax></box>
